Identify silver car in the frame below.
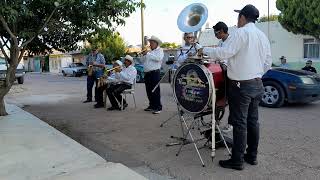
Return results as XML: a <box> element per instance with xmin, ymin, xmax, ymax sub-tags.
<box><xmin>61</xmin><ymin>63</ymin><xmax>87</xmax><ymax>77</ymax></box>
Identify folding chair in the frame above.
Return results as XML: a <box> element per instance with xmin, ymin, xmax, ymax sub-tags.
<box><xmin>120</xmin><ymin>79</ymin><xmax>137</xmax><ymax>110</ymax></box>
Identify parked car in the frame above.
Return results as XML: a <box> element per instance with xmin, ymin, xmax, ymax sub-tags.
<box><xmin>261</xmin><ymin>68</ymin><xmax>320</xmax><ymax>108</ymax></box>
<box><xmin>0</xmin><ymin>58</ymin><xmax>25</xmax><ymax>84</ymax></box>
<box><xmin>61</xmin><ymin>63</ymin><xmax>87</xmax><ymax>77</ymax></box>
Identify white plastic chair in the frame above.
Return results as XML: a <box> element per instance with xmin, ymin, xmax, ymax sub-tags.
<box><xmin>121</xmin><ymin>79</ymin><xmax>137</xmax><ymax>110</ymax></box>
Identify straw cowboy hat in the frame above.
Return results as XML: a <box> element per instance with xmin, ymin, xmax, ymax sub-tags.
<box><xmin>124</xmin><ymin>55</ymin><xmax>134</xmax><ymax>64</ymax></box>
<box><xmin>148</xmin><ymin>35</ymin><xmax>162</xmax><ymax>45</ymax></box>
<box><xmin>115</xmin><ymin>60</ymin><xmax>123</xmax><ymax>66</ymax></box>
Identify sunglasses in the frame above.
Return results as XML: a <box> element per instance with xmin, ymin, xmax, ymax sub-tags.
<box><xmin>186</xmin><ymin>36</ymin><xmax>194</xmax><ymax>39</ymax></box>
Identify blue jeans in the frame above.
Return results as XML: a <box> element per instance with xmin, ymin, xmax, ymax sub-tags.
<box><xmin>228</xmin><ymin>78</ymin><xmax>264</xmax><ymax>162</ymax></box>
<box><xmin>86</xmin><ymin>74</ymin><xmax>98</xmax><ymax>101</ymax></box>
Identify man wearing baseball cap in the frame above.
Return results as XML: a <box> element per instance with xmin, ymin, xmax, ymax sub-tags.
<box><xmin>201</xmin><ymin>4</ymin><xmax>272</xmax><ymax>170</ymax></box>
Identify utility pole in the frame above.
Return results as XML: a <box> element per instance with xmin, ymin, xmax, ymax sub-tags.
<box><xmin>141</xmin><ymin>0</ymin><xmax>145</xmax><ymax>47</ymax></box>
<box><xmin>267</xmin><ymin>0</ymin><xmax>270</xmax><ymax>40</ymax></box>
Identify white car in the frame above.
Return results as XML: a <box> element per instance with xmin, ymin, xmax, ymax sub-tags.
<box><xmin>61</xmin><ymin>63</ymin><xmax>87</xmax><ymax>77</ymax></box>
<box><xmin>0</xmin><ymin>57</ymin><xmax>25</xmax><ymax>84</ymax></box>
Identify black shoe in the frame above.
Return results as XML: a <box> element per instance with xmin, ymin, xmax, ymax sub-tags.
<box><xmin>107</xmin><ymin>106</ymin><xmax>120</xmax><ymax>111</ymax></box>
<box><xmin>83</xmin><ymin>99</ymin><xmax>92</xmax><ymax>103</ymax></box>
<box><xmin>94</xmin><ymin>103</ymin><xmax>104</xmax><ymax>108</ymax></box>
<box><xmin>219</xmin><ymin>159</ymin><xmax>244</xmax><ymax>170</ymax></box>
<box><xmin>244</xmin><ymin>154</ymin><xmax>258</xmax><ymax>165</ymax></box>
<box><xmin>144</xmin><ymin>107</ymin><xmax>153</xmax><ymax>111</ymax></box>
<box><xmin>152</xmin><ymin>110</ymin><xmax>162</xmax><ymax>114</ymax></box>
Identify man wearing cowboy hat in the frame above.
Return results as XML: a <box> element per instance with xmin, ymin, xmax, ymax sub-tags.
<box><xmin>95</xmin><ymin>55</ymin><xmax>137</xmax><ymax>109</ymax></box>
<box><xmin>141</xmin><ymin>35</ymin><xmax>164</xmax><ymax>114</ymax></box>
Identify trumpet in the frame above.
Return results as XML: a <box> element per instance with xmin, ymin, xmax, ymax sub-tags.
<box><xmin>104</xmin><ymin>66</ymin><xmax>121</xmax><ymax>73</ymax></box>
<box><xmin>96</xmin><ymin>65</ymin><xmax>122</xmax><ymax>88</ymax></box>
<box><xmin>137</xmin><ymin>45</ymin><xmax>151</xmax><ymax>55</ymax></box>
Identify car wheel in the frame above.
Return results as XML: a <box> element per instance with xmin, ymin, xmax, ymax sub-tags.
<box><xmin>17</xmin><ymin>76</ymin><xmax>24</xmax><ymax>84</ymax></box>
<box><xmin>73</xmin><ymin>71</ymin><xmax>76</xmax><ymax>77</ymax></box>
<box><xmin>261</xmin><ymin>81</ymin><xmax>285</xmax><ymax>108</ymax></box>
<box><xmin>62</xmin><ymin>71</ymin><xmax>66</xmax><ymax>76</ymax></box>
<box><xmin>136</xmin><ymin>72</ymin><xmax>143</xmax><ymax>83</ymax></box>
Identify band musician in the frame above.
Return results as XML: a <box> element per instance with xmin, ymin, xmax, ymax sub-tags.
<box><xmin>175</xmin><ymin>32</ymin><xmax>202</xmax><ymax>68</ymax></box>
<box><xmin>199</xmin><ymin>4</ymin><xmax>272</xmax><ymax>170</ymax></box>
<box><xmin>83</xmin><ymin>47</ymin><xmax>106</xmax><ymax>103</ymax></box>
<box><xmin>95</xmin><ymin>55</ymin><xmax>137</xmax><ymax>110</ymax></box>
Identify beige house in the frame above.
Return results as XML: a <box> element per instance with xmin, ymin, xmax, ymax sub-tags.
<box><xmin>198</xmin><ymin>21</ymin><xmax>320</xmax><ymax>70</ymax></box>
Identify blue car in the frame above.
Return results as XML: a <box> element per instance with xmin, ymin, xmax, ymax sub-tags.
<box><xmin>261</xmin><ymin>68</ymin><xmax>320</xmax><ymax>108</ymax></box>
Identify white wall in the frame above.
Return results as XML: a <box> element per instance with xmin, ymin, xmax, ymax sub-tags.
<box><xmin>256</xmin><ymin>21</ymin><xmax>314</xmax><ymax>63</ymax></box>
<box><xmin>198</xmin><ymin>21</ymin><xmax>314</xmax><ymax>65</ymax></box>
<box><xmin>49</xmin><ymin>55</ymin><xmax>73</xmax><ymax>73</ymax></box>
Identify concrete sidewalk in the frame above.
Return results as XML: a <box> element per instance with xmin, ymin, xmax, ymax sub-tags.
<box><xmin>0</xmin><ymin>104</ymin><xmax>147</xmax><ymax>180</ymax></box>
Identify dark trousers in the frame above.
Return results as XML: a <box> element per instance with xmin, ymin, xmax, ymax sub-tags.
<box><xmin>144</xmin><ymin>70</ymin><xmax>162</xmax><ymax>111</ymax></box>
<box><xmin>96</xmin><ymin>83</ymin><xmax>131</xmax><ymax>108</ymax></box>
<box><xmin>87</xmin><ymin>75</ymin><xmax>98</xmax><ymax>101</ymax></box>
<box><xmin>228</xmin><ymin>78</ymin><xmax>264</xmax><ymax>163</ymax></box>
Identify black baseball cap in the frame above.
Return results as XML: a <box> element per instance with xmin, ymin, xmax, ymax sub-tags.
<box><xmin>212</xmin><ymin>22</ymin><xmax>228</xmax><ymax>32</ymax></box>
<box><xmin>234</xmin><ymin>4</ymin><xmax>259</xmax><ymax>21</ymax></box>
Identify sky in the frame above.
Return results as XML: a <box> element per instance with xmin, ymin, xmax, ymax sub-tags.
<box><xmin>116</xmin><ymin>0</ymin><xmax>281</xmax><ymax>46</ymax></box>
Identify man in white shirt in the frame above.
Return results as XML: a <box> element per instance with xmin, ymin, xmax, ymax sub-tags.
<box><xmin>95</xmin><ymin>55</ymin><xmax>137</xmax><ymax>110</ymax></box>
<box><xmin>141</xmin><ymin>36</ymin><xmax>164</xmax><ymax>114</ymax></box>
<box><xmin>213</xmin><ymin>21</ymin><xmax>230</xmax><ymax>66</ymax></box>
<box><xmin>201</xmin><ymin>4</ymin><xmax>272</xmax><ymax>170</ymax></box>
<box><xmin>212</xmin><ymin>21</ymin><xmax>234</xmax><ymax>134</ymax></box>
<box><xmin>175</xmin><ymin>33</ymin><xmax>202</xmax><ymax>68</ymax></box>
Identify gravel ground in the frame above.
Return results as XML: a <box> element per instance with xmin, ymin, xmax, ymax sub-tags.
<box><xmin>6</xmin><ymin>73</ymin><xmax>320</xmax><ymax>180</ymax></box>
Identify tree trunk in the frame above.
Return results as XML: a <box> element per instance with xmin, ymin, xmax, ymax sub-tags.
<box><xmin>0</xmin><ymin>82</ymin><xmax>11</xmax><ymax>116</ymax></box>
<box><xmin>0</xmin><ymin>52</ymin><xmax>18</xmax><ymax>116</ymax></box>
<box><xmin>0</xmin><ymin>94</ymin><xmax>8</xmax><ymax>116</ymax></box>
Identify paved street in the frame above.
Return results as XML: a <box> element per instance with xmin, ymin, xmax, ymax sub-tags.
<box><xmin>6</xmin><ymin>73</ymin><xmax>320</xmax><ymax>180</ymax></box>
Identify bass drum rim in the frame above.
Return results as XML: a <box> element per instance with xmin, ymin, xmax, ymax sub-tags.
<box><xmin>172</xmin><ymin>63</ymin><xmax>214</xmax><ymax>114</ymax></box>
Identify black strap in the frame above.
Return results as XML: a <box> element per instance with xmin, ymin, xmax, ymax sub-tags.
<box><xmin>177</xmin><ymin>45</ymin><xmax>194</xmax><ymax>58</ymax></box>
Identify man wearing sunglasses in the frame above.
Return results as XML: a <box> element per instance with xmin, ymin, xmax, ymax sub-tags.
<box><xmin>213</xmin><ymin>22</ymin><xmax>233</xmax><ymax>133</ymax></box>
<box><xmin>175</xmin><ymin>33</ymin><xmax>202</xmax><ymax>68</ymax></box>
<box><xmin>302</xmin><ymin>60</ymin><xmax>317</xmax><ymax>73</ymax></box>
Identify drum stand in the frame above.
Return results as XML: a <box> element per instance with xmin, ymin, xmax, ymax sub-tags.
<box><xmin>164</xmin><ymin>105</ymin><xmax>231</xmax><ymax>167</ymax></box>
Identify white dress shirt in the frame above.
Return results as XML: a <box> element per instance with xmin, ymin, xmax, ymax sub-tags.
<box><xmin>141</xmin><ymin>47</ymin><xmax>164</xmax><ymax>72</ymax></box>
<box><xmin>203</xmin><ymin>23</ymin><xmax>272</xmax><ymax>81</ymax></box>
<box><xmin>176</xmin><ymin>43</ymin><xmax>202</xmax><ymax>67</ymax></box>
<box><xmin>115</xmin><ymin>65</ymin><xmax>137</xmax><ymax>85</ymax></box>
<box><xmin>217</xmin><ymin>35</ymin><xmax>232</xmax><ymax>66</ymax></box>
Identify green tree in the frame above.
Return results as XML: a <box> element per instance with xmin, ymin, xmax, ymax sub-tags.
<box><xmin>160</xmin><ymin>42</ymin><xmax>180</xmax><ymax>49</ymax></box>
<box><xmin>258</xmin><ymin>14</ymin><xmax>279</xmax><ymax>22</ymax></box>
<box><xmin>0</xmin><ymin>0</ymin><xmax>140</xmax><ymax>116</ymax></box>
<box><xmin>276</xmin><ymin>0</ymin><xmax>320</xmax><ymax>39</ymax></box>
<box><xmin>82</xmin><ymin>30</ymin><xmax>126</xmax><ymax>64</ymax></box>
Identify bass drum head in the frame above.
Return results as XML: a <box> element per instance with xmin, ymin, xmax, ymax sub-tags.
<box><xmin>173</xmin><ymin>63</ymin><xmax>212</xmax><ymax>114</ymax></box>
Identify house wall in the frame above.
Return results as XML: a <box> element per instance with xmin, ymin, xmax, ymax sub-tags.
<box><xmin>198</xmin><ymin>21</ymin><xmax>320</xmax><ymax>71</ymax></box>
<box><xmin>49</xmin><ymin>54</ymin><xmax>73</xmax><ymax>73</ymax></box>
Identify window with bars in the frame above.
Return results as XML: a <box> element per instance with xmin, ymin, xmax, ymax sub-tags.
<box><xmin>304</xmin><ymin>38</ymin><xmax>320</xmax><ymax>59</ymax></box>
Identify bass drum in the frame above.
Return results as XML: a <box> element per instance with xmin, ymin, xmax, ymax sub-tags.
<box><xmin>173</xmin><ymin>62</ymin><xmax>226</xmax><ymax>114</ymax></box>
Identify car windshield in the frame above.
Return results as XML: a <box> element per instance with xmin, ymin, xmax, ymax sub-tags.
<box><xmin>74</xmin><ymin>63</ymin><xmax>84</xmax><ymax>67</ymax></box>
<box><xmin>133</xmin><ymin>57</ymin><xmax>142</xmax><ymax>64</ymax></box>
<box><xmin>0</xmin><ymin>58</ymin><xmax>6</xmax><ymax>65</ymax></box>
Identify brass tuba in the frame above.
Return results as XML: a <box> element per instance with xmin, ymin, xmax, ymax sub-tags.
<box><xmin>177</xmin><ymin>3</ymin><xmax>208</xmax><ymax>34</ymax></box>
<box><xmin>177</xmin><ymin>3</ymin><xmax>208</xmax><ymax>59</ymax></box>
